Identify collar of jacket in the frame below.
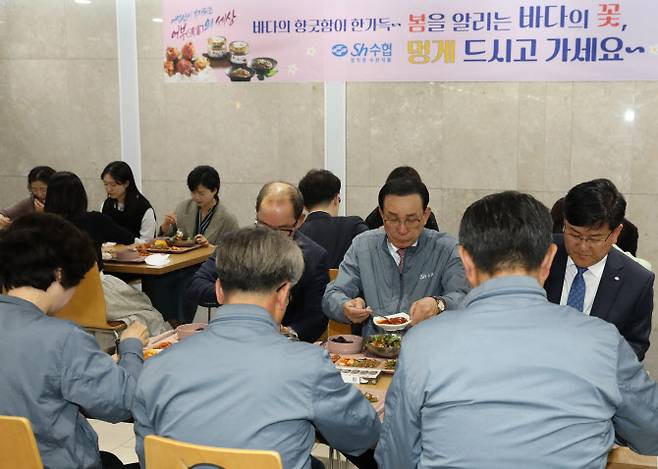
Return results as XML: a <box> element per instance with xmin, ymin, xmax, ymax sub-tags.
<box><xmin>209</xmin><ymin>303</ymin><xmax>280</xmax><ymax>332</ymax></box>
<box><xmin>379</xmin><ymin>227</ymin><xmax>429</xmax><ymax>255</ymax></box>
<box><xmin>462</xmin><ymin>275</ymin><xmax>547</xmax><ymax>308</ymax></box>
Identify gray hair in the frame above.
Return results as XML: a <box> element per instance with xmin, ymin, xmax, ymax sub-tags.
<box><xmin>215</xmin><ymin>226</ymin><xmax>304</xmax><ymax>295</ymax></box>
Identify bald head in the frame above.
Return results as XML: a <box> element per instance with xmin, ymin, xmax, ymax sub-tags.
<box><xmin>256</xmin><ymin>182</ymin><xmax>304</xmax><ymax>219</ymax></box>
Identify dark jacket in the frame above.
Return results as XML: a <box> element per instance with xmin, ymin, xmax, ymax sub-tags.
<box><xmin>298</xmin><ymin>211</ymin><xmax>368</xmax><ymax>269</ymax></box>
<box><xmin>186</xmin><ymin>231</ymin><xmax>330</xmax><ymax>343</ymax></box>
<box><xmin>544</xmin><ymin>234</ymin><xmax>654</xmax><ymax>361</ymax></box>
<box><xmin>365</xmin><ymin>207</ymin><xmax>440</xmax><ymax>232</ymax></box>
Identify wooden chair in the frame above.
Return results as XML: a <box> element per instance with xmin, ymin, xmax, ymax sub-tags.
<box><xmin>54</xmin><ymin>264</ymin><xmax>126</xmax><ymax>342</ymax></box>
<box><xmin>144</xmin><ymin>435</ymin><xmax>283</xmax><ymax>469</ymax></box>
<box><xmin>0</xmin><ymin>416</ymin><xmax>44</xmax><ymax>469</ymax></box>
<box><xmin>327</xmin><ymin>268</ymin><xmax>352</xmax><ymax>337</ymax></box>
<box><xmin>607</xmin><ymin>446</ymin><xmax>657</xmax><ymax>468</ymax></box>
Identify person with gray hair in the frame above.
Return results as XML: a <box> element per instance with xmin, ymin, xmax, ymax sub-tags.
<box><xmin>376</xmin><ymin>191</ymin><xmax>658</xmax><ymax>469</ymax></box>
<box><xmin>133</xmin><ymin>226</ymin><xmax>380</xmax><ymax>469</ymax></box>
<box><xmin>187</xmin><ymin>181</ymin><xmax>330</xmax><ymax>342</ymax></box>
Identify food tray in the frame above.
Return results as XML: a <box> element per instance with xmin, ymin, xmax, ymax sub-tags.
<box><xmin>331</xmin><ymin>352</ymin><xmax>397</xmax><ymax>374</ymax></box>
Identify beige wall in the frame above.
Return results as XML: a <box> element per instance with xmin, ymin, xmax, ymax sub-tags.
<box><xmin>1</xmin><ymin>1</ymin><xmax>657</xmax><ymax>372</ymax></box>
<box><xmin>0</xmin><ymin>0</ymin><xmax>120</xmax><ymax>210</ymax></box>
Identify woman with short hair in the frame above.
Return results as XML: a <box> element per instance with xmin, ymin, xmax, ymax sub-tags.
<box><xmin>101</xmin><ymin>161</ymin><xmax>157</xmax><ymax>242</ymax></box>
<box><xmin>159</xmin><ymin>165</ymin><xmax>238</xmax><ymax>246</ymax></box>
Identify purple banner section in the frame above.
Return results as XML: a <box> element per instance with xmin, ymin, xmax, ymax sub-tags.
<box><xmin>161</xmin><ymin>1</ymin><xmax>658</xmax><ymax>83</ymax></box>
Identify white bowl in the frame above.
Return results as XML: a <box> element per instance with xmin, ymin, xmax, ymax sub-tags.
<box><xmin>373</xmin><ymin>312</ymin><xmax>411</xmax><ymax>332</ymax></box>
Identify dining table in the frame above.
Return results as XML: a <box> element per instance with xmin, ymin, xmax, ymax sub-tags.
<box><xmin>102</xmin><ymin>244</ymin><xmax>215</xmax><ymax>276</ymax></box>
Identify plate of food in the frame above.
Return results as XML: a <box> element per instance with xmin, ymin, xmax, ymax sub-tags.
<box><xmin>365</xmin><ymin>334</ymin><xmax>401</xmax><ymax>358</ymax></box>
<box><xmin>335</xmin><ymin>357</ymin><xmax>380</xmax><ymax>369</ymax></box>
<box><xmin>143</xmin><ymin>340</ymin><xmax>174</xmax><ymax>359</ymax></box>
<box><xmin>373</xmin><ymin>312</ymin><xmax>411</xmax><ymax>332</ymax></box>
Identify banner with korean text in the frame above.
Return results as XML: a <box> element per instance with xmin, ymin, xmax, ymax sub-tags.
<box><xmin>161</xmin><ymin>1</ymin><xmax>658</xmax><ymax>83</ymax></box>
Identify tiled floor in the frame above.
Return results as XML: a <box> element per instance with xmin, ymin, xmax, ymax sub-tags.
<box><xmin>90</xmin><ymin>418</ymin><xmax>356</xmax><ymax>468</ymax></box>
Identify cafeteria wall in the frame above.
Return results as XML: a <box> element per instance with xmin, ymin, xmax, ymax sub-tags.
<box><xmin>2</xmin><ymin>0</ymin><xmax>658</xmax><ymax>373</ymax></box>
<box><xmin>0</xmin><ymin>0</ymin><xmax>120</xmax><ymax>211</ymax></box>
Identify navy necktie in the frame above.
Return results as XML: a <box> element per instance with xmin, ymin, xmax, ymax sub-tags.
<box><xmin>567</xmin><ymin>266</ymin><xmax>588</xmax><ymax>312</ymax></box>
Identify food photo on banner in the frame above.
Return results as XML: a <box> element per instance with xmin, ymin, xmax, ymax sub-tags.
<box><xmin>161</xmin><ymin>0</ymin><xmax>658</xmax><ymax>83</ymax></box>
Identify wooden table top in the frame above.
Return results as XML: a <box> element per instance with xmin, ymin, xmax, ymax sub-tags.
<box><xmin>103</xmin><ymin>244</ymin><xmax>215</xmax><ymax>276</ymax></box>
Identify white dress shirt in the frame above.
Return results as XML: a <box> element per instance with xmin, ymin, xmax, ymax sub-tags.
<box><xmin>387</xmin><ymin>239</ymin><xmax>418</xmax><ymax>266</ymax></box>
<box><xmin>559</xmin><ymin>255</ymin><xmax>607</xmax><ymax>315</ymax></box>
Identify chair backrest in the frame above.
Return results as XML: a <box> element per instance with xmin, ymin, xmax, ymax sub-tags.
<box><xmin>54</xmin><ymin>264</ymin><xmax>124</xmax><ymax>331</ymax></box>
<box><xmin>0</xmin><ymin>416</ymin><xmax>44</xmax><ymax>469</ymax></box>
<box><xmin>144</xmin><ymin>435</ymin><xmax>283</xmax><ymax>469</ymax></box>
<box><xmin>329</xmin><ymin>268</ymin><xmax>338</xmax><ymax>281</ymax></box>
<box><xmin>607</xmin><ymin>447</ymin><xmax>657</xmax><ymax>468</ymax></box>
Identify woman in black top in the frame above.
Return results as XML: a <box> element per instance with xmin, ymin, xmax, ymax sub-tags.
<box><xmin>101</xmin><ymin>161</ymin><xmax>156</xmax><ymax>241</ymax></box>
<box><xmin>44</xmin><ymin>171</ymin><xmax>134</xmax><ymax>268</ymax></box>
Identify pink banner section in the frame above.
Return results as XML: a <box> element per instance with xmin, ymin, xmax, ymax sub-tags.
<box><xmin>161</xmin><ymin>0</ymin><xmax>658</xmax><ymax>83</ymax></box>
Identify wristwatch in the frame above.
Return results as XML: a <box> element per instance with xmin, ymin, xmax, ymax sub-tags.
<box><xmin>432</xmin><ymin>296</ymin><xmax>446</xmax><ymax>314</ymax></box>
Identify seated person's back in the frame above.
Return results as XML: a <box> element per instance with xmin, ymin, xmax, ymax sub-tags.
<box><xmin>298</xmin><ymin>169</ymin><xmax>368</xmax><ymax>269</ymax></box>
<box><xmin>0</xmin><ymin>213</ymin><xmax>148</xmax><ymax>469</ymax></box>
<box><xmin>187</xmin><ymin>181</ymin><xmax>329</xmax><ymax>342</ymax></box>
<box><xmin>133</xmin><ymin>226</ymin><xmax>380</xmax><ymax>469</ymax></box>
<box><xmin>376</xmin><ymin>191</ymin><xmax>658</xmax><ymax>469</ymax></box>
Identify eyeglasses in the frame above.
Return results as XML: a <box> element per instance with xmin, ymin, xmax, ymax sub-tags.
<box><xmin>564</xmin><ymin>229</ymin><xmax>613</xmax><ymax>246</ymax></box>
<box><xmin>254</xmin><ymin>219</ymin><xmax>296</xmax><ymax>237</ymax></box>
<box><xmin>383</xmin><ymin>216</ymin><xmax>423</xmax><ymax>228</ymax></box>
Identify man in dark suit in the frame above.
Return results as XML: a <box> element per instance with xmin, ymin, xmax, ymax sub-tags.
<box><xmin>186</xmin><ymin>182</ymin><xmax>329</xmax><ymax>343</ymax></box>
<box><xmin>544</xmin><ymin>179</ymin><xmax>654</xmax><ymax>361</ymax></box>
<box><xmin>298</xmin><ymin>169</ymin><xmax>368</xmax><ymax>269</ymax></box>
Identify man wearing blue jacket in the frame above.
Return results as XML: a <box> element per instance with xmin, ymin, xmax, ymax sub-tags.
<box><xmin>323</xmin><ymin>177</ymin><xmax>470</xmax><ymax>337</ymax></box>
<box><xmin>134</xmin><ymin>226</ymin><xmax>380</xmax><ymax>469</ymax></box>
<box><xmin>376</xmin><ymin>191</ymin><xmax>658</xmax><ymax>469</ymax></box>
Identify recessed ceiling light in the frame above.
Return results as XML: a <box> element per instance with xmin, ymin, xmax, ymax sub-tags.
<box><xmin>74</xmin><ymin>0</ymin><xmax>92</xmax><ymax>4</ymax></box>
<box><xmin>624</xmin><ymin>110</ymin><xmax>636</xmax><ymax>123</ymax></box>
<box><xmin>152</xmin><ymin>18</ymin><xmax>163</xmax><ymax>23</ymax></box>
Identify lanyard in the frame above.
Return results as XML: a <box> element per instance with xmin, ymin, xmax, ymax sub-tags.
<box><xmin>196</xmin><ymin>203</ymin><xmax>217</xmax><ymax>236</ymax></box>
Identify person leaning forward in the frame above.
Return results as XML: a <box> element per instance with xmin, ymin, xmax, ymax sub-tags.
<box><xmin>376</xmin><ymin>191</ymin><xmax>658</xmax><ymax>469</ymax></box>
<box><xmin>322</xmin><ymin>177</ymin><xmax>470</xmax><ymax>337</ymax></box>
<box><xmin>133</xmin><ymin>226</ymin><xmax>380</xmax><ymax>469</ymax></box>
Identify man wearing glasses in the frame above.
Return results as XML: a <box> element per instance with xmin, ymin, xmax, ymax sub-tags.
<box><xmin>544</xmin><ymin>178</ymin><xmax>654</xmax><ymax>361</ymax></box>
<box><xmin>323</xmin><ymin>177</ymin><xmax>470</xmax><ymax>337</ymax></box>
<box><xmin>186</xmin><ymin>182</ymin><xmax>329</xmax><ymax>342</ymax></box>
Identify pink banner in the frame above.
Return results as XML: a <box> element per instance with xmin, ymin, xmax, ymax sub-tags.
<box><xmin>161</xmin><ymin>1</ymin><xmax>658</xmax><ymax>83</ymax></box>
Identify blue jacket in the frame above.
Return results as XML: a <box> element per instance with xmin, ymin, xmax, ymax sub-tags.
<box><xmin>186</xmin><ymin>231</ymin><xmax>329</xmax><ymax>342</ymax></box>
<box><xmin>133</xmin><ymin>304</ymin><xmax>380</xmax><ymax>469</ymax></box>
<box><xmin>376</xmin><ymin>276</ymin><xmax>658</xmax><ymax>469</ymax></box>
<box><xmin>0</xmin><ymin>295</ymin><xmax>143</xmax><ymax>469</ymax></box>
<box><xmin>322</xmin><ymin>228</ymin><xmax>470</xmax><ymax>336</ymax></box>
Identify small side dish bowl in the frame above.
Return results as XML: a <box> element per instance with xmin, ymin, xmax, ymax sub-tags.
<box><xmin>365</xmin><ymin>334</ymin><xmax>401</xmax><ymax>358</ymax></box>
<box><xmin>373</xmin><ymin>312</ymin><xmax>411</xmax><ymax>332</ymax></box>
<box><xmin>326</xmin><ymin>334</ymin><xmax>363</xmax><ymax>354</ymax></box>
